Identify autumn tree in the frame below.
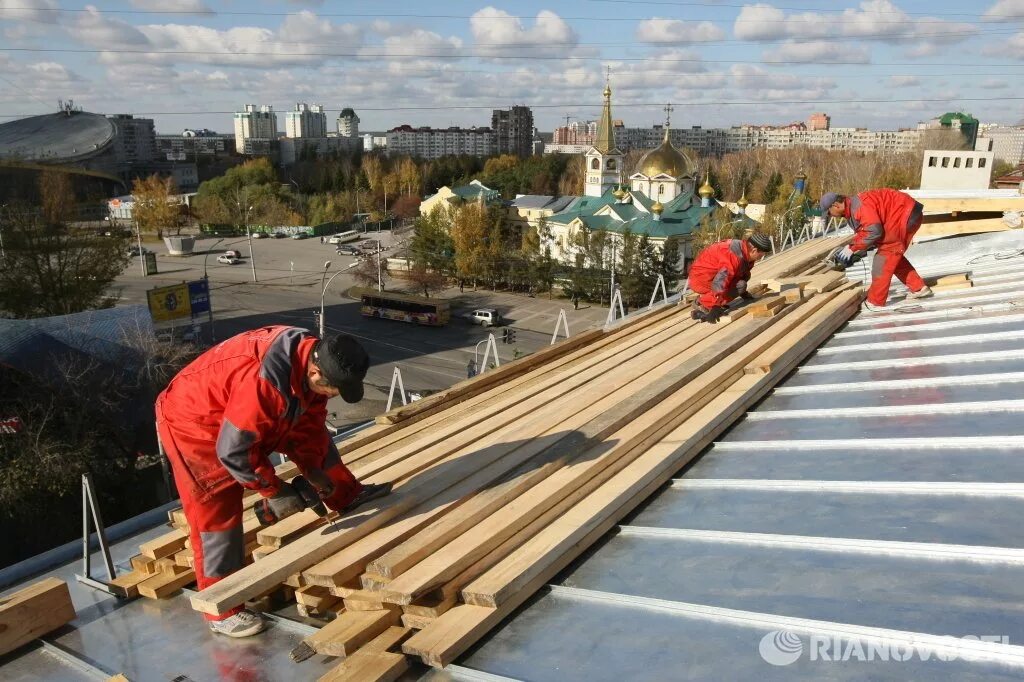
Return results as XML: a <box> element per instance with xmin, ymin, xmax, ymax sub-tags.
<box><xmin>352</xmin><ymin>252</ymin><xmax>390</xmax><ymax>290</ymax></box>
<box><xmin>132</xmin><ymin>174</ymin><xmax>180</xmax><ymax>237</ymax></box>
<box><xmin>451</xmin><ymin>202</ymin><xmax>488</xmax><ymax>287</ymax></box>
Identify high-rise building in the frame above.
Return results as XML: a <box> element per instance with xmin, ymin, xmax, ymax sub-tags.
<box><xmin>980</xmin><ymin>126</ymin><xmax>1024</xmax><ymax>165</ymax></box>
<box><xmin>385</xmin><ymin>125</ymin><xmax>493</xmax><ymax>160</ymax></box>
<box><xmin>107</xmin><ymin>114</ymin><xmax>157</xmax><ymax>167</ymax></box>
<box><xmin>807</xmin><ymin>112</ymin><xmax>830</xmax><ymax>131</ymax></box>
<box><xmin>233</xmin><ymin>104</ymin><xmax>278</xmax><ymax>154</ymax></box>
<box><xmin>338</xmin><ymin>108</ymin><xmax>360</xmax><ymax>138</ymax></box>
<box><xmin>492</xmin><ymin>105</ymin><xmax>534</xmax><ymax>157</ymax></box>
<box><xmin>284</xmin><ymin>103</ymin><xmax>326</xmax><ymax>139</ymax></box>
<box><xmin>553</xmin><ymin>120</ymin><xmax>598</xmax><ymax>145</ymax></box>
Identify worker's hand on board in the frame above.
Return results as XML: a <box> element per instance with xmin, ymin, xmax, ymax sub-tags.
<box><xmin>691</xmin><ymin>305</ymin><xmax>726</xmax><ymax>324</ymax></box>
<box><xmin>304</xmin><ymin>468</ymin><xmax>335</xmax><ymax>499</ymax></box>
<box><xmin>257</xmin><ymin>482</ymin><xmax>307</xmax><ymax>525</ymax></box>
<box><xmin>834</xmin><ymin>245</ymin><xmax>856</xmax><ymax>268</ymax></box>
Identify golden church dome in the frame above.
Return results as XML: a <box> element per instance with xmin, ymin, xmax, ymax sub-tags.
<box><xmin>737</xmin><ymin>190</ymin><xmax>749</xmax><ymax>209</ymax></box>
<box><xmin>651</xmin><ymin>200</ymin><xmax>664</xmax><ymax>215</ymax></box>
<box><xmin>636</xmin><ymin>130</ymin><xmax>693</xmax><ymax>179</ymax></box>
<box><xmin>698</xmin><ymin>171</ymin><xmax>714</xmax><ymax>199</ymax></box>
<box><xmin>613</xmin><ymin>186</ymin><xmax>627</xmax><ymax>201</ymax></box>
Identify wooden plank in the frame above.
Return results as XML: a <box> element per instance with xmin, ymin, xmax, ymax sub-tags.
<box><xmin>746</xmin><ymin>295</ymin><xmax>786</xmax><ymax>314</ymax></box>
<box><xmin>342</xmin><ymin>590</ymin><xmax>387</xmax><ymax>612</ymax></box>
<box><xmin>403</xmin><ymin>592</ymin><xmax>457</xmax><ymax>619</ymax></box>
<box><xmin>377</xmin><ymin>328</ymin><xmax>604</xmax><ymax>424</ymax></box>
<box><xmin>108</xmin><ymin>570</ymin><xmax>152</xmax><ymax>599</ymax></box>
<box><xmin>915</xmin><ymin>196</ymin><xmax>1024</xmax><ymax>214</ymax></box>
<box><xmin>139</xmin><ymin>528</ymin><xmax>187</xmax><ymax>560</ymax></box>
<box><xmin>745</xmin><ymin>291</ymin><xmax>862</xmax><ymax>375</ymax></box>
<box><xmin>930</xmin><ymin>272</ymin><xmax>969</xmax><ymax>285</ymax></box>
<box><xmin>251</xmin><ymin>545</ymin><xmax>278</xmax><ymax>561</ymax></box>
<box><xmin>401</xmin><ymin>613</ymin><xmax>434</xmax><ymax>630</ymax></box>
<box><xmin>750</xmin><ymin>297</ymin><xmax>788</xmax><ymax>318</ymax></box>
<box><xmin>129</xmin><ymin>554</ymin><xmax>158</xmax><ymax>575</ymax></box>
<box><xmin>255</xmin><ymin>509</ymin><xmax>326</xmax><ymax>548</ymax></box>
<box><xmin>137</xmin><ymin>567</ymin><xmax>195</xmax><ymax>599</ymax></box>
<box><xmin>305</xmin><ymin>609</ymin><xmax>402</xmax><ymax>657</ymax></box>
<box><xmin>0</xmin><ymin>578</ymin><xmax>76</xmax><ymax>656</ymax></box>
<box><xmin>916</xmin><ymin>217</ymin><xmax>1018</xmax><ymax>239</ymax></box>
<box><xmin>318</xmin><ymin>651</ymin><xmax>408</xmax><ymax>682</ymax></box>
<box><xmin>931</xmin><ymin>280</ymin><xmax>974</xmax><ymax>291</ymax></box>
<box><xmin>295</xmin><ymin>585</ymin><xmax>342</xmax><ymax>612</ymax></box>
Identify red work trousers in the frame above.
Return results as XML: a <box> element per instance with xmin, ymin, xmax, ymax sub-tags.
<box><xmin>866</xmin><ymin>220</ymin><xmax>925</xmax><ymax>307</ymax></box>
<box><xmin>157</xmin><ymin>418</ymin><xmax>246</xmax><ymax>622</ymax></box>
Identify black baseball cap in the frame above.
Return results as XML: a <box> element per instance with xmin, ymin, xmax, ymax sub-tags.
<box><xmin>313</xmin><ymin>333</ymin><xmax>369</xmax><ymax>403</ymax></box>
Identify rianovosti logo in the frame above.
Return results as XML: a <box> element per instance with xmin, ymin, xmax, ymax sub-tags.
<box><xmin>758</xmin><ymin>630</ymin><xmax>1010</xmax><ymax>666</ymax></box>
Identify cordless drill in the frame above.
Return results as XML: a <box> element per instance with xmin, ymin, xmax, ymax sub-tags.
<box><xmin>255</xmin><ymin>475</ymin><xmax>328</xmax><ymax>526</ymax></box>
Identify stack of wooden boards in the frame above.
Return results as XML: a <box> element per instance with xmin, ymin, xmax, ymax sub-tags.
<box><xmin>0</xmin><ymin>578</ymin><xmax>76</xmax><ymax>656</ymax></box>
<box><xmin>126</xmin><ymin>235</ymin><xmax>858</xmax><ymax>680</ymax></box>
<box><xmin>915</xmin><ymin>193</ymin><xmax>1024</xmax><ymax>240</ymax></box>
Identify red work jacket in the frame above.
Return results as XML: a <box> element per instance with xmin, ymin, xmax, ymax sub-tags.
<box><xmin>688</xmin><ymin>239</ymin><xmax>753</xmax><ymax>308</ymax></box>
<box><xmin>846</xmin><ymin>189</ymin><xmax>923</xmax><ymax>253</ymax></box>
<box><xmin>156</xmin><ymin>326</ymin><xmax>336</xmax><ymax>498</ymax></box>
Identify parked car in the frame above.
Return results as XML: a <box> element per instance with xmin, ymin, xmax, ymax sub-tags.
<box><xmin>465</xmin><ymin>308</ymin><xmax>503</xmax><ymax>327</ymax></box>
<box><xmin>224</xmin><ymin>249</ymin><xmax>242</xmax><ymax>258</ymax></box>
<box><xmin>251</xmin><ymin>231</ymin><xmax>266</xmax><ymax>239</ymax></box>
<box><xmin>272</xmin><ymin>231</ymin><xmax>287</xmax><ymax>239</ymax></box>
<box><xmin>217</xmin><ymin>254</ymin><xmax>241</xmax><ymax>265</ymax></box>
<box><xmin>126</xmin><ymin>245</ymin><xmax>151</xmax><ymax>256</ymax></box>
<box><xmin>291</xmin><ymin>233</ymin><xmax>309</xmax><ymax>240</ymax></box>
<box><xmin>335</xmin><ymin>245</ymin><xmax>361</xmax><ymax>256</ymax></box>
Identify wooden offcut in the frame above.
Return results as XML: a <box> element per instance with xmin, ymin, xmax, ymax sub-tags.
<box><xmin>0</xmin><ymin>578</ymin><xmax>76</xmax><ymax>656</ymax></box>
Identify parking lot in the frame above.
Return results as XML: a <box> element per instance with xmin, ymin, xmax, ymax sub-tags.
<box><xmin>114</xmin><ymin>228</ymin><xmax>613</xmax><ymax>423</ymax></box>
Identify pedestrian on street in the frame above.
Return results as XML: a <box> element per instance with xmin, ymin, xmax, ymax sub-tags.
<box><xmin>467</xmin><ymin>359</ymin><xmax>477</xmax><ymax>379</ymax></box>
<box><xmin>155</xmin><ymin>326</ymin><xmax>393</xmax><ymax>638</ymax></box>
<box><xmin>687</xmin><ymin>233</ymin><xmax>772</xmax><ymax>323</ymax></box>
<box><xmin>820</xmin><ymin>189</ymin><xmax>933</xmax><ymax>310</ymax></box>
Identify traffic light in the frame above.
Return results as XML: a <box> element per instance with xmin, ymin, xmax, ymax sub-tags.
<box><xmin>501</xmin><ymin>328</ymin><xmax>510</xmax><ymax>344</ymax></box>
<box><xmin>506</xmin><ymin>328</ymin><xmax>516</xmax><ymax>344</ymax></box>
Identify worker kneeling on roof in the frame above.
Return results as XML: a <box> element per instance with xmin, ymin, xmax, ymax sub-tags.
<box><xmin>155</xmin><ymin>326</ymin><xmax>392</xmax><ymax>638</ymax></box>
<box><xmin>820</xmin><ymin>188</ymin><xmax>933</xmax><ymax>311</ymax></box>
<box><xmin>688</xmin><ymin>232</ymin><xmax>772</xmax><ymax>323</ymax></box>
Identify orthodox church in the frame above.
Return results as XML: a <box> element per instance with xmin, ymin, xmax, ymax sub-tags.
<box><xmin>544</xmin><ymin>82</ymin><xmax>755</xmax><ymax>263</ymax></box>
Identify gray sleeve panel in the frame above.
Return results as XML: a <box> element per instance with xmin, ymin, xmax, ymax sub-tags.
<box><xmin>872</xmin><ymin>251</ymin><xmax>887</xmax><ymax>279</ymax></box>
<box><xmin>259</xmin><ymin>327</ymin><xmax>311</xmax><ymax>414</ymax></box>
<box><xmin>216</xmin><ymin>419</ymin><xmax>258</xmax><ymax>485</ymax></box>
<box><xmin>200</xmin><ymin>526</ymin><xmax>244</xmax><ymax>578</ymax></box>
<box><xmin>860</xmin><ymin>223</ymin><xmax>884</xmax><ymax>250</ymax></box>
<box><xmin>324</xmin><ymin>439</ymin><xmax>342</xmax><ymax>469</ymax></box>
<box><xmin>728</xmin><ymin>239</ymin><xmax>744</xmax><ymax>258</ymax></box>
<box><xmin>711</xmin><ymin>267</ymin><xmax>731</xmax><ymax>293</ymax></box>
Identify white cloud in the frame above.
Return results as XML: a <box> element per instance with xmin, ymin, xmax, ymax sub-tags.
<box><xmin>377</xmin><ymin>28</ymin><xmax>462</xmax><ymax>59</ymax></box>
<box><xmin>888</xmin><ymin>75</ymin><xmax>921</xmax><ymax>87</ymax></box>
<box><xmin>734</xmin><ymin>0</ymin><xmax>976</xmax><ymax>45</ymax></box>
<box><xmin>128</xmin><ymin>0</ymin><xmax>212</xmax><ymax>14</ymax></box>
<box><xmin>74</xmin><ymin>6</ymin><xmax>151</xmax><ymax>46</ymax></box>
<box><xmin>470</xmin><ymin>7</ymin><xmax>578</xmax><ymax>58</ymax></box>
<box><xmin>990</xmin><ymin>31</ymin><xmax>1024</xmax><ymax>58</ymax></box>
<box><xmin>0</xmin><ymin>0</ymin><xmax>59</xmax><ymax>24</ymax></box>
<box><xmin>763</xmin><ymin>41</ymin><xmax>870</xmax><ymax>64</ymax></box>
<box><xmin>982</xmin><ymin>78</ymin><xmax>1009</xmax><ymax>89</ymax></box>
<box><xmin>635</xmin><ymin>18</ymin><xmax>725</xmax><ymax>44</ymax></box>
<box><xmin>730</xmin><ymin>63</ymin><xmax>835</xmax><ymax>94</ymax></box>
<box><xmin>983</xmin><ymin>0</ymin><xmax>1024</xmax><ymax>20</ymax></box>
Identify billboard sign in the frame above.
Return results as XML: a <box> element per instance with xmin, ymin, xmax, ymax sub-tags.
<box><xmin>144</xmin><ymin>252</ymin><xmax>158</xmax><ymax>276</ymax></box>
<box><xmin>147</xmin><ymin>283</ymin><xmax>192</xmax><ymax>322</ymax></box>
<box><xmin>188</xmin><ymin>279</ymin><xmax>210</xmax><ymax>315</ymax></box>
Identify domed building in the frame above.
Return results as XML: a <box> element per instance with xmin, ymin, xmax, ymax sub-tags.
<box><xmin>542</xmin><ymin>82</ymin><xmax>755</xmax><ymax>265</ymax></box>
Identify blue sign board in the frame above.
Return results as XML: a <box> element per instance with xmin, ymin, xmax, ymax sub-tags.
<box><xmin>188</xmin><ymin>279</ymin><xmax>210</xmax><ymax>316</ymax></box>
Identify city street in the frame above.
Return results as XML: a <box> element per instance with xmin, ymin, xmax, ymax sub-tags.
<box><xmin>114</xmin><ymin>228</ymin><xmax>613</xmax><ymax>423</ymax></box>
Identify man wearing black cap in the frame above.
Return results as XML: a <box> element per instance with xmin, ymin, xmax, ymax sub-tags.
<box><xmin>687</xmin><ymin>233</ymin><xmax>772</xmax><ymax>323</ymax></box>
<box><xmin>155</xmin><ymin>326</ymin><xmax>391</xmax><ymax>638</ymax></box>
<box><xmin>820</xmin><ymin>189</ymin><xmax>932</xmax><ymax>310</ymax></box>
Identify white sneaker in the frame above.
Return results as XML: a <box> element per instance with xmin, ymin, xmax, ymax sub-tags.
<box><xmin>861</xmin><ymin>301</ymin><xmax>887</xmax><ymax>313</ymax></box>
<box><xmin>209</xmin><ymin>609</ymin><xmax>267</xmax><ymax>638</ymax></box>
<box><xmin>905</xmin><ymin>286</ymin><xmax>933</xmax><ymax>300</ymax></box>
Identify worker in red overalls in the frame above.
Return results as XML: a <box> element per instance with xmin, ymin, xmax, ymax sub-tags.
<box><xmin>820</xmin><ymin>189</ymin><xmax>933</xmax><ymax>310</ymax></box>
<box><xmin>155</xmin><ymin>326</ymin><xmax>392</xmax><ymax>637</ymax></box>
<box><xmin>687</xmin><ymin>233</ymin><xmax>772</xmax><ymax>323</ymax></box>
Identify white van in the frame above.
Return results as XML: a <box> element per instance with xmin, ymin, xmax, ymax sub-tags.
<box><xmin>466</xmin><ymin>308</ymin><xmax>502</xmax><ymax>327</ymax></box>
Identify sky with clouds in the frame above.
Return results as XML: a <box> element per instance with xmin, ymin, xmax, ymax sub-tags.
<box><xmin>1</xmin><ymin>0</ymin><xmax>1023</xmax><ymax>135</ymax></box>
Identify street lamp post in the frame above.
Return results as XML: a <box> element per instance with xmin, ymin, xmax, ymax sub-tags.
<box><xmin>0</xmin><ymin>203</ymin><xmax>7</xmax><ymax>267</ymax></box>
<box><xmin>202</xmin><ymin>238</ymin><xmax>224</xmax><ymax>280</ymax></box>
<box><xmin>320</xmin><ymin>267</ymin><xmax>346</xmax><ymax>339</ymax></box>
<box><xmin>244</xmin><ymin>205</ymin><xmax>257</xmax><ymax>283</ymax></box>
<box><xmin>135</xmin><ymin>219</ymin><xmax>145</xmax><ymax>276</ymax></box>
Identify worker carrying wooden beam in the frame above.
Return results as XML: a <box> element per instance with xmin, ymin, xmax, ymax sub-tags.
<box><xmin>688</xmin><ymin>233</ymin><xmax>772</xmax><ymax>323</ymax></box>
<box><xmin>820</xmin><ymin>188</ymin><xmax>934</xmax><ymax>311</ymax></box>
<box><xmin>155</xmin><ymin>326</ymin><xmax>392</xmax><ymax>638</ymax></box>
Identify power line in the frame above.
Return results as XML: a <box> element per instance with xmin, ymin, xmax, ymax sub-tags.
<box><xmin>582</xmin><ymin>0</ymin><xmax>984</xmax><ymax>15</ymax></box>
<box><xmin>4</xmin><ymin>46</ymin><xmax>1023</xmax><ymax>68</ymax></box>
<box><xmin>0</xmin><ymin>5</ymin><xmax>995</xmax><ymax>23</ymax></box>
<box><xmin>2</xmin><ymin>95</ymin><xmax>1020</xmax><ymax>118</ymax></box>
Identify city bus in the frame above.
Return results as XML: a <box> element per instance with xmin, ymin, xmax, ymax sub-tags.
<box><xmin>352</xmin><ymin>288</ymin><xmax>451</xmax><ymax>326</ymax></box>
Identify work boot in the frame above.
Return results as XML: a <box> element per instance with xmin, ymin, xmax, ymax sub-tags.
<box><xmin>905</xmin><ymin>286</ymin><xmax>933</xmax><ymax>300</ymax></box>
<box><xmin>209</xmin><ymin>609</ymin><xmax>267</xmax><ymax>638</ymax></box>
<box><xmin>861</xmin><ymin>301</ymin><xmax>887</xmax><ymax>313</ymax></box>
<box><xmin>344</xmin><ymin>482</ymin><xmax>393</xmax><ymax>512</ymax></box>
